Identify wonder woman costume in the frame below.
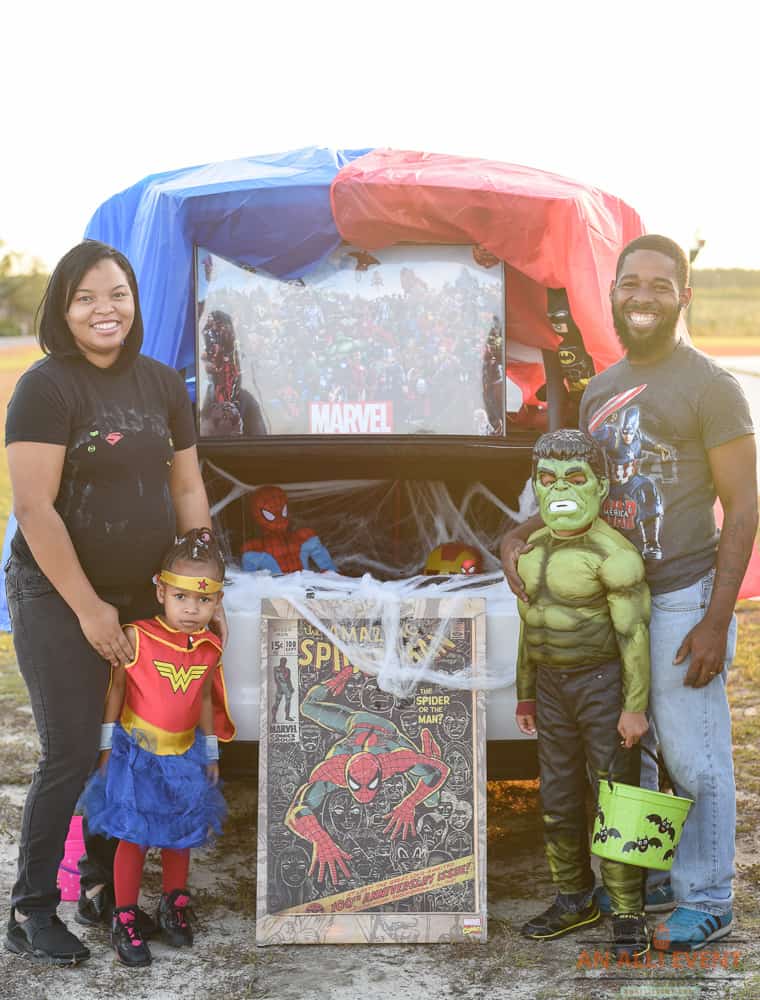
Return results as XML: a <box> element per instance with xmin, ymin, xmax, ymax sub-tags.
<box><xmin>81</xmin><ymin>617</ymin><xmax>236</xmax><ymax>850</ymax></box>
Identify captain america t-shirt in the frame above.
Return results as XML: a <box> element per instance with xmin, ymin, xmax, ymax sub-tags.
<box><xmin>579</xmin><ymin>340</ymin><xmax>754</xmax><ymax>595</ymax></box>
<box><xmin>6</xmin><ymin>353</ymin><xmax>196</xmax><ymax>592</ymax></box>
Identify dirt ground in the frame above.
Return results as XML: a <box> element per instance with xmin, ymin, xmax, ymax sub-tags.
<box><xmin>1</xmin><ymin>606</ymin><xmax>760</xmax><ymax>1000</ymax></box>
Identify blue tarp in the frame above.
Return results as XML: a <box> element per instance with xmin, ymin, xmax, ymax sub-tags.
<box><xmin>0</xmin><ymin>146</ymin><xmax>371</xmax><ymax>631</ymax></box>
<box><xmin>84</xmin><ymin>145</ymin><xmax>372</xmax><ymax>374</ymax></box>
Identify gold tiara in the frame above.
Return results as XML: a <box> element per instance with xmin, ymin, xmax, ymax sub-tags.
<box><xmin>159</xmin><ymin>570</ymin><xmax>223</xmax><ymax>594</ymax></box>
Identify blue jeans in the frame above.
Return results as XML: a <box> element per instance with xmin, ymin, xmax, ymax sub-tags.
<box><xmin>648</xmin><ymin>570</ymin><xmax>737</xmax><ymax>915</ymax></box>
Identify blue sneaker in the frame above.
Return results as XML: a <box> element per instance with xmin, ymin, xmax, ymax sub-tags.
<box><xmin>594</xmin><ymin>886</ymin><xmax>612</xmax><ymax>915</ymax></box>
<box><xmin>596</xmin><ymin>881</ymin><xmax>674</xmax><ymax>916</ymax></box>
<box><xmin>645</xmin><ymin>881</ymin><xmax>675</xmax><ymax>913</ymax></box>
<box><xmin>652</xmin><ymin>907</ymin><xmax>733</xmax><ymax>952</ymax></box>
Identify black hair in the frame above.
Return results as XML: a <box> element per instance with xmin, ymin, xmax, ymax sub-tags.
<box><xmin>36</xmin><ymin>240</ymin><xmax>144</xmax><ymax>363</ymax></box>
<box><xmin>615</xmin><ymin>234</ymin><xmax>690</xmax><ymax>291</ymax></box>
<box><xmin>161</xmin><ymin>527</ymin><xmax>225</xmax><ymax>580</ymax></box>
<box><xmin>532</xmin><ymin>429</ymin><xmax>607</xmax><ymax>481</ymax></box>
<box><xmin>207</xmin><ymin>310</ymin><xmax>234</xmax><ymax>329</ymax></box>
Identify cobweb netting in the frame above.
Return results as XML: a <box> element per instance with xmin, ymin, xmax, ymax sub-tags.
<box><xmin>203</xmin><ymin>462</ymin><xmax>537</xmax><ymax>695</ymax></box>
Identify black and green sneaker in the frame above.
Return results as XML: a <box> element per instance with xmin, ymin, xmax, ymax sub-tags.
<box><xmin>612</xmin><ymin>912</ymin><xmax>650</xmax><ymax>960</ymax></box>
<box><xmin>521</xmin><ymin>890</ymin><xmax>600</xmax><ymax>940</ymax></box>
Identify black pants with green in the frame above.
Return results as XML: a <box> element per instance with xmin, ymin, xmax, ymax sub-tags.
<box><xmin>536</xmin><ymin>659</ymin><xmax>645</xmax><ymax>914</ymax></box>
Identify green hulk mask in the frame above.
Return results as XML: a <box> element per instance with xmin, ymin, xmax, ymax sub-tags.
<box><xmin>534</xmin><ymin>455</ymin><xmax>608</xmax><ymax>535</ymax></box>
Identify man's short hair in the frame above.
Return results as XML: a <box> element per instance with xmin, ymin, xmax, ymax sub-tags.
<box><xmin>532</xmin><ymin>429</ymin><xmax>608</xmax><ymax>481</ymax></box>
<box><xmin>616</xmin><ymin>234</ymin><xmax>690</xmax><ymax>291</ymax></box>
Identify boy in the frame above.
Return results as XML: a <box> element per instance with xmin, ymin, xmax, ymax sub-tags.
<box><xmin>515</xmin><ymin>429</ymin><xmax>650</xmax><ymax>958</ymax></box>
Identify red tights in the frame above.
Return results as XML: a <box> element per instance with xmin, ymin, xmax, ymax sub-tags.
<box><xmin>113</xmin><ymin>840</ymin><xmax>190</xmax><ymax>908</ymax></box>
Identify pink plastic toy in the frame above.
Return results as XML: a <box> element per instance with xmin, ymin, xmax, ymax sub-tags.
<box><xmin>57</xmin><ymin>815</ymin><xmax>84</xmax><ymax>901</ymax></box>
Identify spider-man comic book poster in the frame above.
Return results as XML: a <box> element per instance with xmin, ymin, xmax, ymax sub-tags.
<box><xmin>256</xmin><ymin>599</ymin><xmax>487</xmax><ymax>945</ymax></box>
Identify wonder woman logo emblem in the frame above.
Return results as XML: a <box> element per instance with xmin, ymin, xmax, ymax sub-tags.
<box><xmin>154</xmin><ymin>660</ymin><xmax>207</xmax><ymax>693</ymax></box>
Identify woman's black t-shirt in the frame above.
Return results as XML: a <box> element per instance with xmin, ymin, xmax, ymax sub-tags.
<box><xmin>5</xmin><ymin>353</ymin><xmax>196</xmax><ymax>592</ymax></box>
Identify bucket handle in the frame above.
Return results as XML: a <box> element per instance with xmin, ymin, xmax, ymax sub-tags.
<box><xmin>605</xmin><ymin>741</ymin><xmax>659</xmax><ymax>791</ymax></box>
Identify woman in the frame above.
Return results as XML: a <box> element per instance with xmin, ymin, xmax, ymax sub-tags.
<box><xmin>4</xmin><ymin>241</ymin><xmax>225</xmax><ymax>965</ymax></box>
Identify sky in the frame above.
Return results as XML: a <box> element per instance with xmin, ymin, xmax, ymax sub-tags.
<box><xmin>3</xmin><ymin>1</ymin><xmax>756</xmax><ymax>271</ymax></box>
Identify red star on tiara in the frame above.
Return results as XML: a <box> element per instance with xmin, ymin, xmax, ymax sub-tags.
<box><xmin>198</xmin><ymin>579</ymin><xmax>208</xmax><ymax>591</ymax></box>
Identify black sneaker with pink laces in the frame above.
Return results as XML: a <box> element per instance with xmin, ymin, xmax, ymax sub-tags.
<box><xmin>157</xmin><ymin>889</ymin><xmax>194</xmax><ymax>947</ymax></box>
<box><xmin>111</xmin><ymin>906</ymin><xmax>152</xmax><ymax>967</ymax></box>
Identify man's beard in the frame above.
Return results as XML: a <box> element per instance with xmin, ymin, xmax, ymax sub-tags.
<box><xmin>612</xmin><ymin>302</ymin><xmax>680</xmax><ymax>360</ymax></box>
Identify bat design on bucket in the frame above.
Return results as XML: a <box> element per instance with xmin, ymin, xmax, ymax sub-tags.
<box><xmin>622</xmin><ymin>836</ymin><xmax>664</xmax><ymax>854</ymax></box>
<box><xmin>645</xmin><ymin>813</ymin><xmax>677</xmax><ymax>841</ymax></box>
<box><xmin>593</xmin><ymin>808</ymin><xmax>622</xmax><ymax>844</ymax></box>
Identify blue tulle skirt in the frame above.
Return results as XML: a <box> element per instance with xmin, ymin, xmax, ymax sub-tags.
<box><xmin>80</xmin><ymin>724</ymin><xmax>226</xmax><ymax>849</ymax></box>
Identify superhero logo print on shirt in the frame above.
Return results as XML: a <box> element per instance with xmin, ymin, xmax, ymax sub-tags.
<box><xmin>154</xmin><ymin>660</ymin><xmax>207</xmax><ymax>694</ymax></box>
<box><xmin>587</xmin><ymin>386</ymin><xmax>677</xmax><ymax>562</ymax></box>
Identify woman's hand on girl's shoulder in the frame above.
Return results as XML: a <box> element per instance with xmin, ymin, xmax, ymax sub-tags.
<box><xmin>78</xmin><ymin>600</ymin><xmax>135</xmax><ymax>667</ymax></box>
<box><xmin>122</xmin><ymin>625</ymin><xmax>137</xmax><ymax>659</ymax></box>
<box><xmin>210</xmin><ymin>602</ymin><xmax>228</xmax><ymax>647</ymax></box>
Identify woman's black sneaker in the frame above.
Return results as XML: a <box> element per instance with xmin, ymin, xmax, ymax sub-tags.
<box><xmin>521</xmin><ymin>890</ymin><xmax>600</xmax><ymax>940</ymax></box>
<box><xmin>111</xmin><ymin>906</ymin><xmax>152</xmax><ymax>967</ymax></box>
<box><xmin>612</xmin><ymin>912</ymin><xmax>650</xmax><ymax>960</ymax></box>
<box><xmin>5</xmin><ymin>911</ymin><xmax>90</xmax><ymax>965</ymax></box>
<box><xmin>157</xmin><ymin>889</ymin><xmax>194</xmax><ymax>947</ymax></box>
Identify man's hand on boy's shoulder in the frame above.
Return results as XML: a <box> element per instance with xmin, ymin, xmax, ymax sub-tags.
<box><xmin>617</xmin><ymin>710</ymin><xmax>649</xmax><ymax>748</ymax></box>
<box><xmin>500</xmin><ymin>534</ymin><xmax>533</xmax><ymax>603</ymax></box>
<box><xmin>500</xmin><ymin>514</ymin><xmax>543</xmax><ymax>603</ymax></box>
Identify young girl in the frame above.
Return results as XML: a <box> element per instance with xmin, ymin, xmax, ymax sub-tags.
<box><xmin>81</xmin><ymin>528</ymin><xmax>235</xmax><ymax>968</ymax></box>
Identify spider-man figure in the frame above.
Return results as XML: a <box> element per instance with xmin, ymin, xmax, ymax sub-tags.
<box><xmin>285</xmin><ymin>665</ymin><xmax>450</xmax><ymax>885</ymax></box>
<box><xmin>241</xmin><ymin>485</ymin><xmax>336</xmax><ymax>574</ymax></box>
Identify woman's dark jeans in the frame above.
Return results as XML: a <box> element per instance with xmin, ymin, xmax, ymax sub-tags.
<box><xmin>5</xmin><ymin>555</ymin><xmax>158</xmax><ymax>916</ymax></box>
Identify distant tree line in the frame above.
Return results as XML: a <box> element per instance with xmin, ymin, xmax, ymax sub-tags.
<box><xmin>692</xmin><ymin>269</ymin><xmax>760</xmax><ymax>289</ymax></box>
<box><xmin>0</xmin><ymin>244</ymin><xmax>48</xmax><ymax>337</ymax></box>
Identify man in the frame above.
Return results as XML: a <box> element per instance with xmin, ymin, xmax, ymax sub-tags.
<box><xmin>501</xmin><ymin>234</ymin><xmax>757</xmax><ymax>952</ymax></box>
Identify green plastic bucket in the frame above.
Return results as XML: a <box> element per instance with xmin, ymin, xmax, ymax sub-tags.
<box><xmin>591</xmin><ymin>746</ymin><xmax>693</xmax><ymax>871</ymax></box>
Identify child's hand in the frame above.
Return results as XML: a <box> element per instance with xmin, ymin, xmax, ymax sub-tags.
<box><xmin>207</xmin><ymin>761</ymin><xmax>220</xmax><ymax>785</ymax></box>
<box><xmin>98</xmin><ymin>749</ymin><xmax>111</xmax><ymax>773</ymax></box>
<box><xmin>516</xmin><ymin>700</ymin><xmax>537</xmax><ymax>736</ymax></box>
<box><xmin>617</xmin><ymin>711</ymin><xmax>649</xmax><ymax>748</ymax></box>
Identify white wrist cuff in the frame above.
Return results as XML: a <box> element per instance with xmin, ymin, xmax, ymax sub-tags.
<box><xmin>99</xmin><ymin>723</ymin><xmax>115</xmax><ymax>751</ymax></box>
<box><xmin>206</xmin><ymin>734</ymin><xmax>220</xmax><ymax>761</ymax></box>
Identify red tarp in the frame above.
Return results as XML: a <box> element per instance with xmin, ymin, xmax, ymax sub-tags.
<box><xmin>715</xmin><ymin>503</ymin><xmax>760</xmax><ymax>601</ymax></box>
<box><xmin>331</xmin><ymin>149</ymin><xmax>646</xmax><ymax>376</ymax></box>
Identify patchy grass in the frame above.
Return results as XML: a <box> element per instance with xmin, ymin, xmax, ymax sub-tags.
<box><xmin>0</xmin><ymin>792</ymin><xmax>22</xmax><ymax>839</ymax></box>
<box><xmin>0</xmin><ymin>342</ymin><xmax>41</xmax><ymax>532</ymax></box>
<box><xmin>0</xmin><ymin>740</ymin><xmax>37</xmax><ymax>785</ymax></box>
<box><xmin>0</xmin><ymin>659</ymin><xmax>24</xmax><ymax>703</ymax></box>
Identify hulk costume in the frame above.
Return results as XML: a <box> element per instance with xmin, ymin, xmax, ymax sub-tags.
<box><xmin>516</xmin><ymin>429</ymin><xmax>650</xmax><ymax>927</ymax></box>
